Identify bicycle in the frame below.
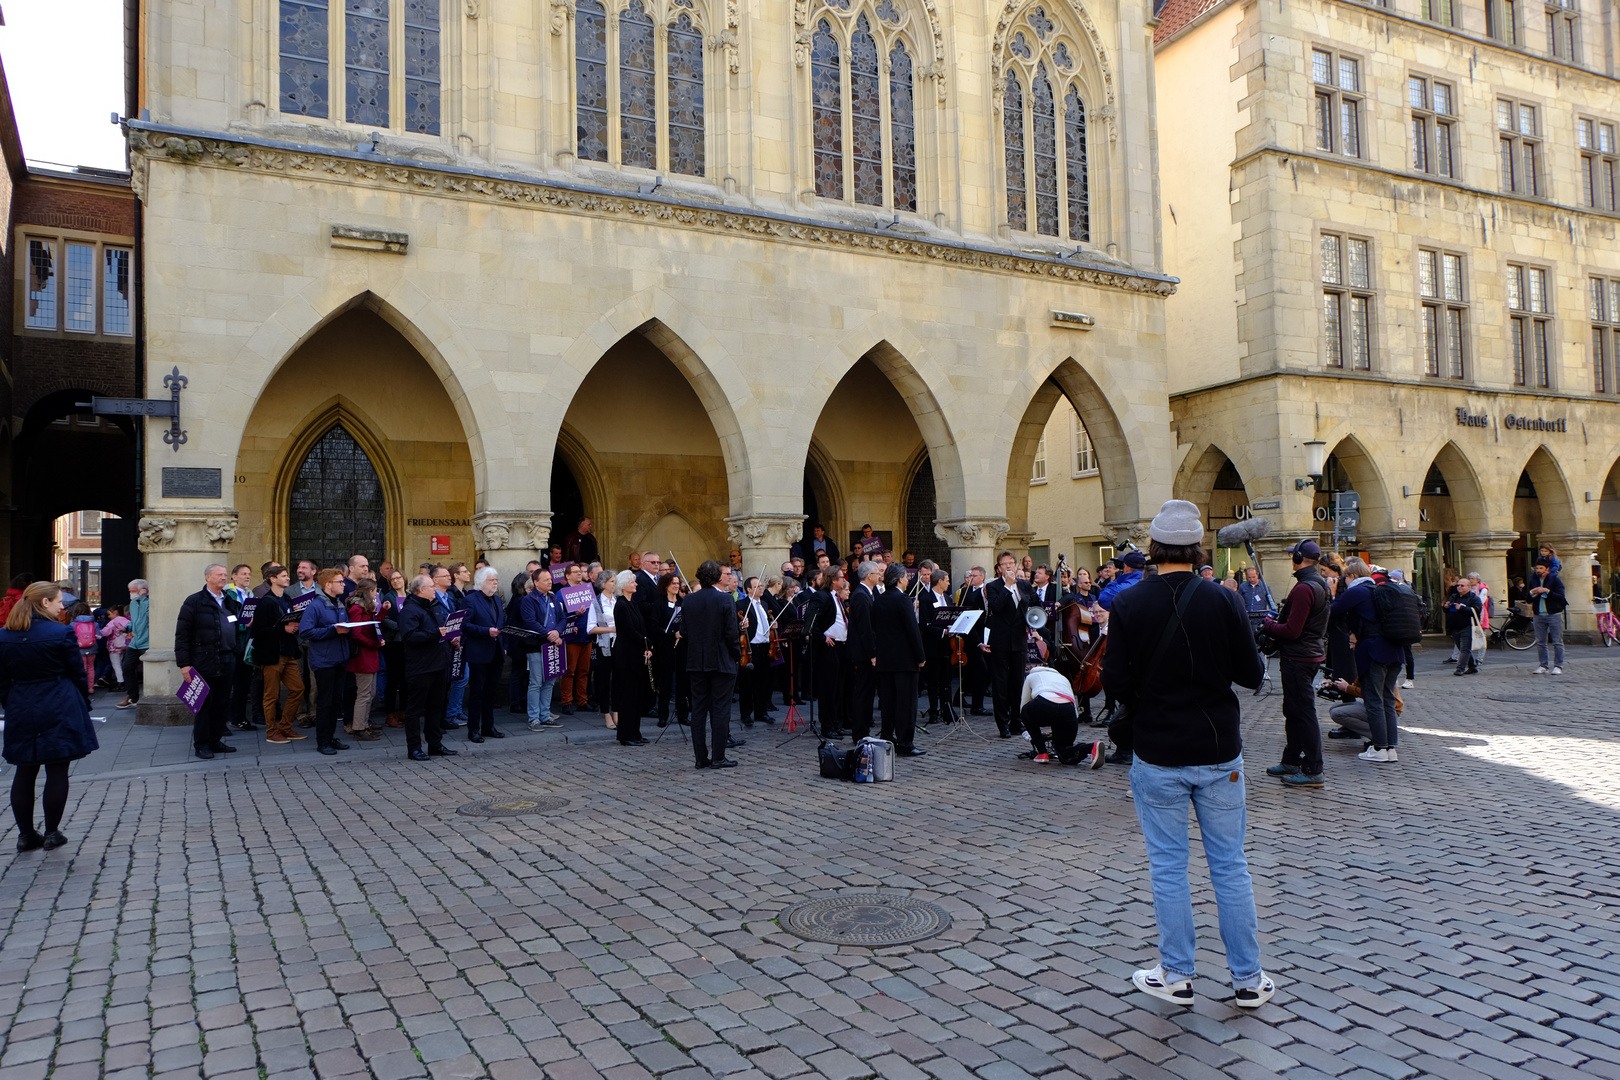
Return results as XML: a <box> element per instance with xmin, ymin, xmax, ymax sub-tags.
<box><xmin>1597</xmin><ymin>593</ymin><xmax>1619</xmax><ymax>648</ymax></box>
<box><xmin>1489</xmin><ymin>603</ymin><xmax>1537</xmax><ymax>651</ymax></box>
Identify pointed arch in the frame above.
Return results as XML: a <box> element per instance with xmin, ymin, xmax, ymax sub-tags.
<box><xmin>1322</xmin><ymin>433</ymin><xmax>1394</xmax><ymax>536</ymax></box>
<box><xmin>992</xmin><ymin>0</ymin><xmax>1115</xmax><ymax>127</ymax></box>
<box><xmin>806</xmin><ymin>438</ymin><xmax>849</xmax><ymax>544</ymax></box>
<box><xmin>1426</xmin><ymin>440</ymin><xmax>1491</xmax><ymax>535</ymax></box>
<box><xmin>267</xmin><ymin>398</ymin><xmax>406</xmax><ymax>569</ymax></box>
<box><xmin>1174</xmin><ymin>442</ymin><xmax>1258</xmax><ymax>511</ymax></box>
<box><xmin>1517</xmin><ymin>444</ymin><xmax>1578</xmax><ymax>535</ymax></box>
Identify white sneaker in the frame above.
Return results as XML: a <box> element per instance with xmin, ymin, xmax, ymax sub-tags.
<box><xmin>1532</xmin><ymin>666</ymin><xmax>1548</xmax><ymax>674</ymax></box>
<box><xmin>1358</xmin><ymin>747</ymin><xmax>1389</xmax><ymax>763</ymax></box>
<box><xmin>1401</xmin><ymin>680</ymin><xmax>1414</xmax><ymax>689</ymax></box>
<box><xmin>1131</xmin><ymin>965</ymin><xmax>1194</xmax><ymax>1006</ymax></box>
<box><xmin>1385</xmin><ymin>748</ymin><xmax>1399</xmax><ymax>762</ymax></box>
<box><xmin>1234</xmin><ymin>974</ymin><xmax>1276</xmax><ymax>1009</ymax></box>
<box><xmin>1551</xmin><ymin>667</ymin><xmax>1563</xmax><ymax>675</ymax></box>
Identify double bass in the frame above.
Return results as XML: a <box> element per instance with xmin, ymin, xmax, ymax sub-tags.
<box><xmin>1051</xmin><ymin>599</ymin><xmax>1105</xmax><ymax>698</ymax></box>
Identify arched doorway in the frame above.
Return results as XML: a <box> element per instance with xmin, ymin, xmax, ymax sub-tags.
<box><xmin>548</xmin><ymin>457</ymin><xmax>585</xmax><ymax>558</ymax></box>
<box><xmin>1413</xmin><ymin>442</ymin><xmax>1487</xmax><ymax>625</ymax></box>
<box><xmin>289</xmin><ymin>424</ymin><xmax>387</xmax><ymax>570</ymax></box>
<box><xmin>1600</xmin><ymin>458</ymin><xmax>1620</xmax><ymax>597</ymax></box>
<box><xmin>904</xmin><ymin>458</ymin><xmax>951</xmax><ymax>568</ymax></box>
<box><xmin>1511</xmin><ymin>446</ymin><xmax>1577</xmax><ymax>587</ymax></box>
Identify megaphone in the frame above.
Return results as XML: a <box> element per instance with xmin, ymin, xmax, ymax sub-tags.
<box><xmin>1025</xmin><ymin>606</ymin><xmax>1048</xmax><ymax>629</ymax></box>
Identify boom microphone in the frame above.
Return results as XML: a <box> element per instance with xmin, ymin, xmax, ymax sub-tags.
<box><xmin>1215</xmin><ymin>516</ymin><xmax>1273</xmax><ymax>548</ymax></box>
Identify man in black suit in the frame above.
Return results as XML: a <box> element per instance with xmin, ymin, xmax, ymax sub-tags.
<box><xmin>984</xmin><ymin>551</ymin><xmax>1034</xmax><ymax>738</ymax></box>
<box><xmin>678</xmin><ymin>560</ymin><xmax>742</xmax><ymax>769</ymax></box>
<box><xmin>805</xmin><ymin>570</ymin><xmax>850</xmax><ymax>738</ymax></box>
<box><xmin>846</xmin><ymin>561</ymin><xmax>882</xmax><ymax>741</ymax></box>
<box><xmin>873</xmin><ymin>565</ymin><xmax>927</xmax><ymax>756</ymax></box>
<box><xmin>174</xmin><ymin>563</ymin><xmax>242</xmax><ymax>760</ymax></box>
<box><xmin>919</xmin><ymin>568</ymin><xmax>955</xmax><ymax>723</ymax></box>
<box><xmin>736</xmin><ymin>576</ymin><xmax>773</xmax><ymax>726</ymax></box>
<box><xmin>1029</xmin><ymin>565</ymin><xmax>1059</xmax><ymax>652</ymax></box>
<box><xmin>957</xmin><ymin>566</ymin><xmax>990</xmax><ymax>715</ymax></box>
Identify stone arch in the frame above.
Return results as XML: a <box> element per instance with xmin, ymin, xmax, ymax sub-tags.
<box><xmin>1173</xmin><ymin>441</ymin><xmax>1260</xmax><ymax>511</ymax></box>
<box><xmin>1516</xmin><ymin>444</ymin><xmax>1578</xmax><ymax>535</ymax></box>
<box><xmin>557</xmin><ymin>289</ymin><xmax>761</xmax><ymax>514</ymax></box>
<box><xmin>266</xmin><ymin>398</ymin><xmax>407</xmax><ymax>569</ymax></box>
<box><xmin>805</xmin><ymin>438</ymin><xmax>849</xmax><ymax>544</ymax></box>
<box><xmin>1322</xmin><ymin>433</ymin><xmax>1394</xmax><ymax>536</ymax></box>
<box><xmin>1424</xmin><ymin>439</ymin><xmax>1491</xmax><ymax>535</ymax></box>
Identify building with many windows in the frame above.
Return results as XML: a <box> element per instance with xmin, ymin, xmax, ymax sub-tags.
<box><xmin>127</xmin><ymin>0</ymin><xmax>1176</xmax><ymax>718</ymax></box>
<box><xmin>1157</xmin><ymin>0</ymin><xmax>1620</xmax><ymax>629</ymax></box>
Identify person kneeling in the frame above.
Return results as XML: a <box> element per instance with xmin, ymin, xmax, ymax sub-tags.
<box><xmin>1019</xmin><ymin>665</ymin><xmax>1104</xmax><ymax>768</ymax></box>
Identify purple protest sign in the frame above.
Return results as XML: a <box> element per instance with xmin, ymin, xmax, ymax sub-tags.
<box><xmin>444</xmin><ymin>610</ymin><xmax>466</xmax><ymax>642</ymax></box>
<box><xmin>239</xmin><ymin>597</ymin><xmax>259</xmax><ymax>626</ymax></box>
<box><xmin>557</xmin><ymin>583</ymin><xmax>594</xmax><ymax>613</ymax></box>
<box><xmin>548</xmin><ymin>563</ymin><xmax>570</xmax><ymax>583</ymax></box>
<box><xmin>541</xmin><ymin>642</ymin><xmax>566</xmax><ymax>681</ymax></box>
<box><xmin>179</xmin><ymin>672</ymin><xmax>210</xmax><ymax>715</ymax></box>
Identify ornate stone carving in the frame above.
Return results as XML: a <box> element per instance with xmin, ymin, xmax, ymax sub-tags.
<box><xmin>204</xmin><ymin>517</ymin><xmax>239</xmax><ymax>545</ymax></box>
<box><xmin>137</xmin><ymin>517</ymin><xmax>178</xmax><ymax>551</ymax></box>
<box><xmin>933</xmin><ymin>519</ymin><xmax>1012</xmax><ymax>547</ymax></box>
<box><xmin>1100</xmin><ymin>519</ymin><xmax>1152</xmax><ymax>548</ymax></box>
<box><xmin>550</xmin><ymin>0</ymin><xmax>573</xmax><ymax>35</ymax></box>
<box><xmin>465</xmin><ymin>0</ymin><xmax>480</xmax><ymax>16</ymax></box>
<box><xmin>992</xmin><ymin>0</ymin><xmax>1116</xmax><ymax>137</ymax></box>
<box><xmin>126</xmin><ymin>127</ymin><xmax>1178</xmax><ymax>297</ymax></box>
<box><xmin>474</xmin><ymin>513</ymin><xmax>553</xmax><ymax>552</ymax></box>
<box><xmin>724</xmin><ymin>515</ymin><xmax>807</xmax><ymax>547</ymax></box>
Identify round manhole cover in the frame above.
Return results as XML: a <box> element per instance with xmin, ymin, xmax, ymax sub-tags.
<box><xmin>778</xmin><ymin>894</ymin><xmax>951</xmax><ymax>947</ymax></box>
<box><xmin>457</xmin><ymin>795</ymin><xmax>571</xmax><ymax>818</ymax></box>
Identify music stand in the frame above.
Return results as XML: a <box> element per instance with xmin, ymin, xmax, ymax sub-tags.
<box><xmin>651</xmin><ymin>607</ymin><xmax>690</xmax><ymax>747</ymax></box>
<box><xmin>927</xmin><ymin>607</ymin><xmax>996</xmax><ymax>745</ymax></box>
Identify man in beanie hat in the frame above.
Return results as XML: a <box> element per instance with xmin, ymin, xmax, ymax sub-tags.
<box><xmin>1102</xmin><ymin>500</ymin><xmax>1272</xmax><ymax>1009</ymax></box>
<box><xmin>1260</xmin><ymin>539</ymin><xmax>1332</xmax><ymax>788</ymax></box>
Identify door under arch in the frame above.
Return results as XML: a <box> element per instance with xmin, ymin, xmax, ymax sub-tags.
<box><xmin>289</xmin><ymin>424</ymin><xmax>387</xmax><ymax>569</ymax></box>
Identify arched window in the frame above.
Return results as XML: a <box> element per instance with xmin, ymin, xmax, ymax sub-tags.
<box><xmin>1000</xmin><ymin>6</ymin><xmax>1091</xmax><ymax>243</ymax></box>
<box><xmin>807</xmin><ymin>3</ymin><xmax>922</xmax><ymax>213</ymax></box>
<box><xmin>575</xmin><ymin>0</ymin><xmax>707</xmax><ymax>177</ymax></box>
<box><xmin>275</xmin><ymin>0</ymin><xmax>440</xmax><ymax>134</ymax></box>
<box><xmin>289</xmin><ymin>424</ymin><xmax>387</xmax><ymax>569</ymax></box>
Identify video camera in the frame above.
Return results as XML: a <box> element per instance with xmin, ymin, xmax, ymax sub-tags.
<box><xmin>1249</xmin><ymin>611</ymin><xmax>1280</xmax><ymax>657</ymax></box>
<box><xmin>1315</xmin><ymin>665</ymin><xmax>1348</xmax><ymax>702</ymax></box>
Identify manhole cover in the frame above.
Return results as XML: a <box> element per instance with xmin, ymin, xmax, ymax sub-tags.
<box><xmin>778</xmin><ymin>894</ymin><xmax>951</xmax><ymax>947</ymax></box>
<box><xmin>457</xmin><ymin>795</ymin><xmax>571</xmax><ymax>818</ymax></box>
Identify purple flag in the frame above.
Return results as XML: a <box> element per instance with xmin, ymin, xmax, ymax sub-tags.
<box><xmin>179</xmin><ymin>672</ymin><xmax>210</xmax><ymax>715</ymax></box>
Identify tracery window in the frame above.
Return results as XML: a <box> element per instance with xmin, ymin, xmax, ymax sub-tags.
<box><xmin>807</xmin><ymin>3</ymin><xmax>922</xmax><ymax>213</ymax></box>
<box><xmin>575</xmin><ymin>0</ymin><xmax>707</xmax><ymax>177</ymax></box>
<box><xmin>1001</xmin><ymin>6</ymin><xmax>1091</xmax><ymax>243</ymax></box>
<box><xmin>276</xmin><ymin>0</ymin><xmax>440</xmax><ymax>134</ymax></box>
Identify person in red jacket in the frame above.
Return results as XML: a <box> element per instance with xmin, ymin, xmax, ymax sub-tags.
<box><xmin>0</xmin><ymin>574</ymin><xmax>32</xmax><ymax>625</ymax></box>
<box><xmin>345</xmin><ymin>583</ymin><xmax>384</xmax><ymax>741</ymax></box>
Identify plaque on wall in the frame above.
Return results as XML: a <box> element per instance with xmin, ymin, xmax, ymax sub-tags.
<box><xmin>162</xmin><ymin>467</ymin><xmax>223</xmax><ymax>499</ymax></box>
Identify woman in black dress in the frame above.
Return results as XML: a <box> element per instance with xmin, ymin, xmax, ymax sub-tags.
<box><xmin>611</xmin><ymin>571</ymin><xmax>650</xmax><ymax>746</ymax></box>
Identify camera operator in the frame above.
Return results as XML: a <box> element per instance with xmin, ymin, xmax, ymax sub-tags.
<box><xmin>1324</xmin><ymin>672</ymin><xmax>1403</xmax><ymax>745</ymax></box>
<box><xmin>1260</xmin><ymin>540</ymin><xmax>1331</xmax><ymax>789</ymax></box>
<box><xmin>1327</xmin><ymin>557</ymin><xmax>1401</xmax><ymax>763</ymax></box>
<box><xmin>1101</xmin><ymin>500</ymin><xmax>1272</xmax><ymax>1009</ymax></box>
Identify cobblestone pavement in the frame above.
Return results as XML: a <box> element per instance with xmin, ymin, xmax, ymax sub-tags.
<box><xmin>1</xmin><ymin>644</ymin><xmax>1617</xmax><ymax>1080</ymax></box>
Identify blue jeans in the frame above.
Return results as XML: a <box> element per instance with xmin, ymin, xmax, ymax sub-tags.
<box><xmin>1363</xmin><ymin>659</ymin><xmax>1400</xmax><ymax>748</ymax></box>
<box><xmin>446</xmin><ymin>660</ymin><xmax>470</xmax><ymax>722</ymax></box>
<box><xmin>1534</xmin><ymin>613</ymin><xmax>1564</xmax><ymax>667</ymax></box>
<box><xmin>1129</xmin><ymin>755</ymin><xmax>1263</xmax><ymax>989</ymax></box>
<box><xmin>526</xmin><ymin>653</ymin><xmax>557</xmax><ymax>723</ymax></box>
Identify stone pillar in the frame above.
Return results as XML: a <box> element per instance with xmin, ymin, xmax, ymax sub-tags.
<box><xmin>1361</xmin><ymin>532</ymin><xmax>1420</xmax><ymax>583</ymax></box>
<box><xmin>1452</xmin><ymin>531</ymin><xmax>1519</xmax><ymax>624</ymax></box>
<box><xmin>725</xmin><ymin>514</ymin><xmax>805</xmax><ymax>582</ymax></box>
<box><xmin>934</xmin><ymin>518</ymin><xmax>1010</xmax><ymax>584</ymax></box>
<box><xmin>1101</xmin><ymin>519</ymin><xmax>1153</xmax><ymax>554</ymax></box>
<box><xmin>1542</xmin><ymin>531</ymin><xmax>1604</xmax><ymax>639</ymax></box>
<box><xmin>473</xmin><ymin>512</ymin><xmax>552</xmax><ymax>579</ymax></box>
<box><xmin>134</xmin><ymin>510</ymin><xmax>241</xmax><ymax>727</ymax></box>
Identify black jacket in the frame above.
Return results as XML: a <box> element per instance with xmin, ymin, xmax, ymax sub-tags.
<box><xmin>872</xmin><ymin>587</ymin><xmax>925</xmax><ymax>672</ymax></box>
<box><xmin>249</xmin><ymin>591</ymin><xmax>300</xmax><ymax>663</ymax></box>
<box><xmin>398</xmin><ymin>593</ymin><xmax>451</xmax><ymax>675</ymax></box>
<box><xmin>174</xmin><ymin>588</ymin><xmax>242</xmax><ymax>676</ymax></box>
<box><xmin>984</xmin><ymin>578</ymin><xmax>1033</xmax><ymax>653</ymax></box>
<box><xmin>1443</xmin><ymin>588</ymin><xmax>1483</xmax><ymax>633</ymax></box>
<box><xmin>847</xmin><ymin>583</ymin><xmax>878</xmax><ymax>662</ymax></box>
<box><xmin>1530</xmin><ymin>571</ymin><xmax>1567</xmax><ymax>616</ymax></box>
<box><xmin>1264</xmin><ymin>566</ymin><xmax>1331</xmax><ymax>663</ymax></box>
<box><xmin>678</xmin><ymin>586</ymin><xmax>741</xmax><ymax>673</ymax></box>
<box><xmin>1101</xmin><ymin>572</ymin><xmax>1266</xmax><ymax>768</ymax></box>
<box><xmin>611</xmin><ymin>596</ymin><xmax>647</xmax><ymax>675</ymax></box>
<box><xmin>919</xmin><ymin>588</ymin><xmax>951</xmax><ymax>654</ymax></box>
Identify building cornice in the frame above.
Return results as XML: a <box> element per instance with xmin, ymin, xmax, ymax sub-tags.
<box><xmin>1169</xmin><ymin>368</ymin><xmax>1618</xmax><ymax>409</ymax></box>
<box><xmin>126</xmin><ymin>121</ymin><xmax>1178</xmax><ymax>298</ymax></box>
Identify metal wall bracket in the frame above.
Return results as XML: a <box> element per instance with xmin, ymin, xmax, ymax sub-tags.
<box><xmin>84</xmin><ymin>366</ymin><xmax>189</xmax><ymax>450</ymax></box>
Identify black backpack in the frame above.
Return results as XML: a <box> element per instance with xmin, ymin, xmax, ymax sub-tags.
<box><xmin>1371</xmin><ymin>583</ymin><xmax>1423</xmax><ymax>646</ymax></box>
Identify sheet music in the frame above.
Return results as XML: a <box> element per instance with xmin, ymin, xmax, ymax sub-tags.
<box><xmin>947</xmin><ymin>610</ymin><xmax>982</xmax><ymax>635</ymax></box>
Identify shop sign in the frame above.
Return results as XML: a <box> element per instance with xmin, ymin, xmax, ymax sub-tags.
<box><xmin>1455</xmin><ymin>409</ymin><xmax>1489</xmax><ymax>428</ymax></box>
<box><xmin>430</xmin><ymin>535</ymin><xmax>451</xmax><ymax>555</ymax></box>
<box><xmin>1455</xmin><ymin>408</ymin><xmax>1568</xmax><ymax>433</ymax></box>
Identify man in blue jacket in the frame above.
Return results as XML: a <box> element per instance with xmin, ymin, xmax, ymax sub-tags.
<box><xmin>1529</xmin><ymin>557</ymin><xmax>1567</xmax><ymax>674</ymax></box>
<box><xmin>1328</xmin><ymin>558</ymin><xmax>1402</xmax><ymax>763</ymax></box>
<box><xmin>1098</xmin><ymin>552</ymin><xmax>1146</xmax><ymax>610</ymax></box>
<box><xmin>521</xmin><ymin>568</ymin><xmax>568</xmax><ymax>731</ymax></box>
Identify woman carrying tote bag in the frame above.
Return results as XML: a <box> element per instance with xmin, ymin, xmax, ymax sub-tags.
<box><xmin>0</xmin><ymin>582</ymin><xmax>100</xmax><ymax>851</ymax></box>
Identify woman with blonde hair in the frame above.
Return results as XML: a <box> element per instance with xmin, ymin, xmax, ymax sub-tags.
<box><xmin>0</xmin><ymin>582</ymin><xmax>100</xmax><ymax>851</ymax></box>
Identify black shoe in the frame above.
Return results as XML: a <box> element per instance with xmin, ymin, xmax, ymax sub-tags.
<box><xmin>429</xmin><ymin>745</ymin><xmax>459</xmax><ymax>756</ymax></box>
<box><xmin>468</xmin><ymin>733</ymin><xmax>485</xmax><ymax>743</ymax></box>
<box><xmin>742</xmin><ymin>721</ymin><xmax>755</xmax><ymax>728</ymax></box>
<box><xmin>897</xmin><ymin>747</ymin><xmax>926</xmax><ymax>757</ymax></box>
<box><xmin>1443</xmin><ymin>657</ymin><xmax>1457</xmax><ymax>664</ymax></box>
<box><xmin>709</xmin><ymin>758</ymin><xmax>738</xmax><ymax>769</ymax></box>
<box><xmin>230</xmin><ymin>720</ymin><xmax>253</xmax><ymax>731</ymax></box>
<box><xmin>678</xmin><ymin>717</ymin><xmax>690</xmax><ymax>726</ymax></box>
<box><xmin>208</xmin><ymin>743</ymin><xmax>238</xmax><ymax>754</ymax></box>
<box><xmin>317</xmin><ymin>745</ymin><xmax>337</xmax><ymax>756</ymax></box>
<box><xmin>1106</xmin><ymin>749</ymin><xmax>1132</xmax><ymax>765</ymax></box>
<box><xmin>1327</xmin><ymin>727</ymin><xmax>1356</xmax><ymax>739</ymax></box>
<box><xmin>997</xmin><ymin>726</ymin><xmax>1012</xmax><ymax>739</ymax></box>
<box><xmin>695</xmin><ymin>759</ymin><xmax>710</xmax><ymax>770</ymax></box>
<box><xmin>643</xmin><ymin>709</ymin><xmax>660</xmax><ymax>718</ymax></box>
<box><xmin>631</xmin><ymin>738</ymin><xmax>649</xmax><ymax>746</ymax></box>
<box><xmin>15</xmin><ymin>832</ymin><xmax>43</xmax><ymax>853</ymax></box>
<box><xmin>328</xmin><ymin>739</ymin><xmax>350</xmax><ymax>751</ymax></box>
<box><xmin>1453</xmin><ymin>667</ymin><xmax>1468</xmax><ymax>676</ymax></box>
<box><xmin>485</xmin><ymin>729</ymin><xmax>506</xmax><ymax>738</ymax></box>
<box><xmin>195</xmin><ymin>746</ymin><xmax>215</xmax><ymax>759</ymax></box>
<box><xmin>559</xmin><ymin>704</ymin><xmax>576</xmax><ymax>715</ymax></box>
<box><xmin>41</xmin><ymin>831</ymin><xmax>66</xmax><ymax>850</ymax></box>
<box><xmin>726</xmin><ymin>738</ymin><xmax>746</xmax><ymax>749</ymax></box>
<box><xmin>409</xmin><ymin>749</ymin><xmax>429</xmax><ymax>761</ymax></box>
<box><xmin>971</xmin><ymin>708</ymin><xmax>991</xmax><ymax>717</ymax></box>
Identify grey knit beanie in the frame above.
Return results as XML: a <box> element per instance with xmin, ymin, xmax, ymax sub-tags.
<box><xmin>1149</xmin><ymin>499</ymin><xmax>1205</xmax><ymax>546</ymax></box>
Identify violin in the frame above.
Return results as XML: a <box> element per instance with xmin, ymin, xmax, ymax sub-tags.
<box><xmin>768</xmin><ymin>625</ymin><xmax>782</xmax><ymax>664</ymax></box>
<box><xmin>949</xmin><ymin>634</ymin><xmax>967</xmax><ymax>666</ymax></box>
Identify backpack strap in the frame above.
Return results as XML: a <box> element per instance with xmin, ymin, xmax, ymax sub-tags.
<box><xmin>1130</xmin><ymin>577</ymin><xmax>1206</xmax><ymax>701</ymax></box>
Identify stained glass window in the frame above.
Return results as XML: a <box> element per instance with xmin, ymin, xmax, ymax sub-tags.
<box><xmin>403</xmin><ymin>0</ymin><xmax>440</xmax><ymax>134</ymax></box>
<box><xmin>812</xmin><ymin>21</ymin><xmax>844</xmax><ymax>199</ymax></box>
<box><xmin>1064</xmin><ymin>86</ymin><xmax>1088</xmax><ymax>242</ymax></box>
<box><xmin>280</xmin><ymin>0</ymin><xmax>330</xmax><ymax>118</ymax></box>
<box><xmin>576</xmin><ymin>0</ymin><xmax>608</xmax><ymax>161</ymax></box>
<box><xmin>890</xmin><ymin>42</ymin><xmax>916</xmax><ymax>213</ymax></box>
<box><xmin>1004</xmin><ymin>74</ymin><xmax>1027</xmax><ymax>231</ymax></box>
<box><xmin>1031</xmin><ymin>65</ymin><xmax>1058</xmax><ymax>236</ymax></box>
<box><xmin>619</xmin><ymin>1</ymin><xmax>657</xmax><ymax>168</ymax></box>
<box><xmin>290</xmin><ymin>425</ymin><xmax>387</xmax><ymax>571</ymax></box>
<box><xmin>345</xmin><ymin>0</ymin><xmax>390</xmax><ymax>126</ymax></box>
<box><xmin>850</xmin><ymin>16</ymin><xmax>884</xmax><ymax>207</ymax></box>
<box><xmin>667</xmin><ymin>13</ymin><xmax>705</xmax><ymax>176</ymax></box>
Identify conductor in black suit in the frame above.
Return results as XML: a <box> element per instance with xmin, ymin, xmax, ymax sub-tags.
<box><xmin>677</xmin><ymin>560</ymin><xmax>742</xmax><ymax>769</ymax></box>
<box><xmin>846</xmin><ymin>561</ymin><xmax>882</xmax><ymax>740</ymax></box>
<box><xmin>984</xmin><ymin>551</ymin><xmax>1034</xmax><ymax>738</ymax></box>
<box><xmin>873</xmin><ymin>564</ymin><xmax>927</xmax><ymax>756</ymax></box>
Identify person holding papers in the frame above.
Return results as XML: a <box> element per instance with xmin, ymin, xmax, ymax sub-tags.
<box><xmin>299</xmin><ymin>569</ymin><xmax>354</xmax><ymax>757</ymax></box>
